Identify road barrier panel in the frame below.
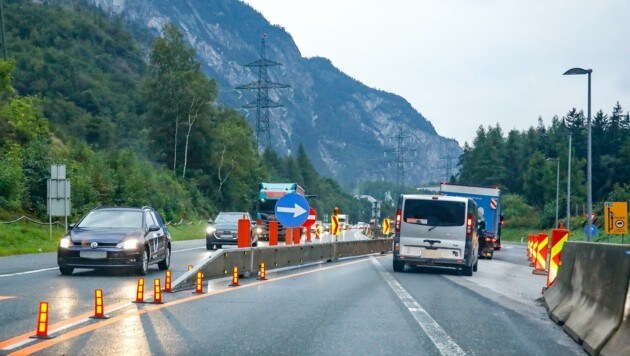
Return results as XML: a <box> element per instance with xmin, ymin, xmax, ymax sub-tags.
<box><xmin>533</xmin><ymin>233</ymin><xmax>548</xmax><ymax>276</ymax></box>
<box><xmin>269</xmin><ymin>221</ymin><xmax>278</xmax><ymax>246</ymax></box>
<box><xmin>152</xmin><ymin>279</ymin><xmax>163</xmax><ymax>304</ymax></box>
<box><xmin>529</xmin><ymin>235</ymin><xmax>539</xmax><ymax>267</ymax></box>
<box><xmin>133</xmin><ymin>278</ymin><xmax>145</xmax><ymax>303</ymax></box>
<box><xmin>171</xmin><ymin>239</ymin><xmax>392</xmax><ymax>291</ymax></box>
<box><xmin>90</xmin><ymin>289</ymin><xmax>110</xmax><ymax>319</ymax></box>
<box><xmin>30</xmin><ymin>301</ymin><xmax>54</xmax><ymax>339</ymax></box>
<box><xmin>544</xmin><ymin>242</ymin><xmax>630</xmax><ymax>355</ymax></box>
<box><xmin>230</xmin><ymin>266</ymin><xmax>239</xmax><ymax>287</ymax></box>
<box><xmin>238</xmin><ymin>217</ymin><xmax>251</xmax><ymax>248</ymax></box>
<box><xmin>547</xmin><ymin>229</ymin><xmax>569</xmax><ymax>288</ymax></box>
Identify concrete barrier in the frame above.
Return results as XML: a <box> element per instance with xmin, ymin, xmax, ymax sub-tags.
<box><xmin>172</xmin><ymin>239</ymin><xmax>392</xmax><ymax>291</ymax></box>
<box><xmin>543</xmin><ymin>242</ymin><xmax>578</xmax><ymax>323</ymax></box>
<box><xmin>543</xmin><ymin>242</ymin><xmax>630</xmax><ymax>355</ymax></box>
<box><xmin>600</xmin><ymin>249</ymin><xmax>630</xmax><ymax>356</ymax></box>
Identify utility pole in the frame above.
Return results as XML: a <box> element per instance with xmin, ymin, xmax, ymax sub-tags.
<box><xmin>236</xmin><ymin>34</ymin><xmax>290</xmax><ymax>150</ymax></box>
<box><xmin>386</xmin><ymin>127</ymin><xmax>416</xmax><ymax>196</ymax></box>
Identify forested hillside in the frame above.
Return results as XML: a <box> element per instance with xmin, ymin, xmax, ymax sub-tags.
<box><xmin>0</xmin><ymin>1</ymin><xmax>370</xmax><ymax>222</ymax></box>
<box><xmin>457</xmin><ymin>107</ymin><xmax>630</xmax><ymax>228</ymax></box>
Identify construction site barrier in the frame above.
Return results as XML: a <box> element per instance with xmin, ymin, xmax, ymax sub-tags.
<box><xmin>171</xmin><ymin>238</ymin><xmax>392</xmax><ymax>291</ymax></box>
<box><xmin>543</xmin><ymin>242</ymin><xmax>630</xmax><ymax>355</ymax></box>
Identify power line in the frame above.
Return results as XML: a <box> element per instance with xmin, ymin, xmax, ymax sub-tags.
<box><xmin>385</xmin><ymin>127</ymin><xmax>417</xmax><ymax>196</ymax></box>
<box><xmin>236</xmin><ymin>34</ymin><xmax>290</xmax><ymax>150</ymax></box>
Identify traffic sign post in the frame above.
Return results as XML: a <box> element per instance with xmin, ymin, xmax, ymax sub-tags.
<box><xmin>583</xmin><ymin>224</ymin><xmax>598</xmax><ymax>237</ymax></box>
<box><xmin>274</xmin><ymin>193</ymin><xmax>310</xmax><ymax>228</ymax></box>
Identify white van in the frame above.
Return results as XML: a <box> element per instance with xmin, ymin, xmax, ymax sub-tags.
<box><xmin>392</xmin><ymin>195</ymin><xmax>479</xmax><ymax>276</ymax></box>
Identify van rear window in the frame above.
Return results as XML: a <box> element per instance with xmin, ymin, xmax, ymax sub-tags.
<box><xmin>403</xmin><ymin>200</ymin><xmax>465</xmax><ymax>226</ymax></box>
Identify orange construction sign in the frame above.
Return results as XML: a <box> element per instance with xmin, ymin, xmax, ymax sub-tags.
<box><xmin>533</xmin><ymin>233</ymin><xmax>548</xmax><ymax>275</ymax></box>
<box><xmin>331</xmin><ymin>215</ymin><xmax>340</xmax><ymax>236</ymax></box>
<box><xmin>382</xmin><ymin>218</ymin><xmax>391</xmax><ymax>235</ymax></box>
<box><xmin>547</xmin><ymin>229</ymin><xmax>569</xmax><ymax>287</ymax></box>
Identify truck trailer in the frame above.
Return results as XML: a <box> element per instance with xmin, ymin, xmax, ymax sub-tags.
<box><xmin>440</xmin><ymin>183</ymin><xmax>502</xmax><ymax>258</ymax></box>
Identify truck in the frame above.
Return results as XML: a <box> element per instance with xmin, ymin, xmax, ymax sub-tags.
<box><xmin>255</xmin><ymin>182</ymin><xmax>306</xmax><ymax>240</ymax></box>
<box><xmin>337</xmin><ymin>214</ymin><xmax>349</xmax><ymax>230</ymax></box>
<box><xmin>440</xmin><ymin>183</ymin><xmax>502</xmax><ymax>259</ymax></box>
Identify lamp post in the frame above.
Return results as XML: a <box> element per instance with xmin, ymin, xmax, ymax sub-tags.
<box><xmin>566</xmin><ymin>134</ymin><xmax>571</xmax><ymax>230</ymax></box>
<box><xmin>563</xmin><ymin>67</ymin><xmax>592</xmax><ymax>241</ymax></box>
<box><xmin>547</xmin><ymin>158</ymin><xmax>560</xmax><ymax>228</ymax></box>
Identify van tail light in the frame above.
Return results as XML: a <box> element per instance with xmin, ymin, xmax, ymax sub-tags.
<box><xmin>466</xmin><ymin>213</ymin><xmax>473</xmax><ymax>239</ymax></box>
<box><xmin>395</xmin><ymin>209</ymin><xmax>402</xmax><ymax>233</ymax></box>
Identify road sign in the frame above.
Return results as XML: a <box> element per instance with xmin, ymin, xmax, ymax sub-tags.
<box><xmin>604</xmin><ymin>202</ymin><xmax>627</xmax><ymax>234</ymax></box>
<box><xmin>274</xmin><ymin>193</ymin><xmax>310</xmax><ymax>228</ymax></box>
<box><xmin>382</xmin><ymin>218</ymin><xmax>390</xmax><ymax>235</ymax></box>
<box><xmin>583</xmin><ymin>213</ymin><xmax>597</xmax><ymax>221</ymax></box>
<box><xmin>331</xmin><ymin>215</ymin><xmax>340</xmax><ymax>236</ymax></box>
<box><xmin>583</xmin><ymin>224</ymin><xmax>598</xmax><ymax>237</ymax></box>
<box><xmin>303</xmin><ymin>208</ymin><xmax>317</xmax><ymax>228</ymax></box>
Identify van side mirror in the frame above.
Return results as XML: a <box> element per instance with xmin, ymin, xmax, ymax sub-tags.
<box><xmin>148</xmin><ymin>225</ymin><xmax>160</xmax><ymax>232</ymax></box>
<box><xmin>207</xmin><ymin>218</ymin><xmax>213</xmax><ymax>224</ymax></box>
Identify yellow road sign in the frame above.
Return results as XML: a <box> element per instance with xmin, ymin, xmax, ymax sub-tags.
<box><xmin>331</xmin><ymin>215</ymin><xmax>340</xmax><ymax>236</ymax></box>
<box><xmin>382</xmin><ymin>218</ymin><xmax>390</xmax><ymax>235</ymax></box>
<box><xmin>605</xmin><ymin>202</ymin><xmax>627</xmax><ymax>234</ymax></box>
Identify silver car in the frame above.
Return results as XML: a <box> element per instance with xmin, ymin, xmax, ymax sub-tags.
<box><xmin>206</xmin><ymin>212</ymin><xmax>259</xmax><ymax>250</ymax></box>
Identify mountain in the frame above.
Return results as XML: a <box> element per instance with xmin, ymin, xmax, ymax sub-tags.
<box><xmin>80</xmin><ymin>0</ymin><xmax>462</xmax><ymax>188</ymax></box>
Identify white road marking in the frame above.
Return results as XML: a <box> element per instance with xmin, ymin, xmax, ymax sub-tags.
<box><xmin>0</xmin><ymin>267</ymin><xmax>58</xmax><ymax>278</ymax></box>
<box><xmin>371</xmin><ymin>257</ymin><xmax>465</xmax><ymax>356</ymax></box>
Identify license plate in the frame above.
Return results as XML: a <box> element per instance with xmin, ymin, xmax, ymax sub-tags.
<box><xmin>422</xmin><ymin>249</ymin><xmax>442</xmax><ymax>259</ymax></box>
<box><xmin>80</xmin><ymin>251</ymin><xmax>107</xmax><ymax>259</ymax></box>
<box><xmin>403</xmin><ymin>246</ymin><xmax>423</xmax><ymax>256</ymax></box>
<box><xmin>220</xmin><ymin>234</ymin><xmax>233</xmax><ymax>238</ymax></box>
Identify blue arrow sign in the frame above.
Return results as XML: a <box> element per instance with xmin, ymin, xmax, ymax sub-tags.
<box><xmin>275</xmin><ymin>193</ymin><xmax>310</xmax><ymax>228</ymax></box>
<box><xmin>584</xmin><ymin>224</ymin><xmax>598</xmax><ymax>237</ymax></box>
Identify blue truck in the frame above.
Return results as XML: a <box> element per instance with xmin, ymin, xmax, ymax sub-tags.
<box><xmin>440</xmin><ymin>183</ymin><xmax>502</xmax><ymax>259</ymax></box>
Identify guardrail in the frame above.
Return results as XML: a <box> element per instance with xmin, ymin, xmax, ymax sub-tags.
<box><xmin>543</xmin><ymin>242</ymin><xmax>630</xmax><ymax>355</ymax></box>
<box><xmin>171</xmin><ymin>238</ymin><xmax>392</xmax><ymax>291</ymax></box>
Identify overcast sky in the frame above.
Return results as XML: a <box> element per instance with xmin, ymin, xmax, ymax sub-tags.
<box><xmin>244</xmin><ymin>0</ymin><xmax>630</xmax><ymax>146</ymax></box>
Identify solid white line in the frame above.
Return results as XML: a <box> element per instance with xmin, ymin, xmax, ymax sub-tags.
<box><xmin>370</xmin><ymin>257</ymin><xmax>465</xmax><ymax>356</ymax></box>
<box><xmin>172</xmin><ymin>246</ymin><xmax>204</xmax><ymax>253</ymax></box>
<box><xmin>0</xmin><ymin>267</ymin><xmax>58</xmax><ymax>278</ymax></box>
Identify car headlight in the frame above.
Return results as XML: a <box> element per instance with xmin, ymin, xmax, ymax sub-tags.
<box><xmin>59</xmin><ymin>237</ymin><xmax>71</xmax><ymax>249</ymax></box>
<box><xmin>116</xmin><ymin>239</ymin><xmax>140</xmax><ymax>250</ymax></box>
<box><xmin>255</xmin><ymin>227</ymin><xmax>263</xmax><ymax>234</ymax></box>
<box><xmin>206</xmin><ymin>226</ymin><xmax>216</xmax><ymax>234</ymax></box>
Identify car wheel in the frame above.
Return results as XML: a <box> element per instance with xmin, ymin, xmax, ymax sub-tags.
<box><xmin>59</xmin><ymin>265</ymin><xmax>74</xmax><ymax>275</ymax></box>
<box><xmin>463</xmin><ymin>264</ymin><xmax>473</xmax><ymax>276</ymax></box>
<box><xmin>487</xmin><ymin>252</ymin><xmax>494</xmax><ymax>260</ymax></box>
<box><xmin>137</xmin><ymin>248</ymin><xmax>149</xmax><ymax>276</ymax></box>
<box><xmin>215</xmin><ymin>244</ymin><xmax>222</xmax><ymax>250</ymax></box>
<box><xmin>158</xmin><ymin>245</ymin><xmax>171</xmax><ymax>270</ymax></box>
<box><xmin>473</xmin><ymin>260</ymin><xmax>478</xmax><ymax>272</ymax></box>
<box><xmin>206</xmin><ymin>240</ymin><xmax>213</xmax><ymax>250</ymax></box>
<box><xmin>393</xmin><ymin>259</ymin><xmax>405</xmax><ymax>272</ymax></box>
<box><xmin>252</xmin><ymin>240</ymin><xmax>258</xmax><ymax>247</ymax></box>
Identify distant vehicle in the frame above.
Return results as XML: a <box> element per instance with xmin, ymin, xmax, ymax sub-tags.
<box><xmin>255</xmin><ymin>182</ymin><xmax>306</xmax><ymax>240</ymax></box>
<box><xmin>393</xmin><ymin>194</ymin><xmax>479</xmax><ymax>276</ymax></box>
<box><xmin>57</xmin><ymin>206</ymin><xmax>171</xmax><ymax>276</ymax></box>
<box><xmin>337</xmin><ymin>214</ymin><xmax>349</xmax><ymax>230</ymax></box>
<box><xmin>440</xmin><ymin>183</ymin><xmax>502</xmax><ymax>258</ymax></box>
<box><xmin>206</xmin><ymin>212</ymin><xmax>258</xmax><ymax>250</ymax></box>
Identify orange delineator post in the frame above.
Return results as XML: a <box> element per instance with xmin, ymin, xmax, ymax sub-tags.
<box><xmin>165</xmin><ymin>270</ymin><xmax>172</xmax><ymax>292</ymax></box>
<box><xmin>269</xmin><ymin>221</ymin><xmax>278</xmax><ymax>246</ymax></box>
<box><xmin>547</xmin><ymin>228</ymin><xmax>570</xmax><ymax>287</ymax></box>
<box><xmin>153</xmin><ymin>279</ymin><xmax>163</xmax><ymax>304</ymax></box>
<box><xmin>195</xmin><ymin>272</ymin><xmax>203</xmax><ymax>294</ymax></box>
<box><xmin>285</xmin><ymin>228</ymin><xmax>293</xmax><ymax>245</ymax></box>
<box><xmin>533</xmin><ymin>233</ymin><xmax>548</xmax><ymax>275</ymax></box>
<box><xmin>33</xmin><ymin>301</ymin><xmax>52</xmax><ymax>339</ymax></box>
<box><xmin>187</xmin><ymin>265</ymin><xmax>193</xmax><ymax>271</ymax></box>
<box><xmin>230</xmin><ymin>266</ymin><xmax>239</xmax><ymax>287</ymax></box>
<box><xmin>135</xmin><ymin>278</ymin><xmax>145</xmax><ymax>303</ymax></box>
<box><xmin>238</xmin><ymin>216</ymin><xmax>251</xmax><ymax>248</ymax></box>
<box><xmin>91</xmin><ymin>289</ymin><xmax>110</xmax><ymax>319</ymax></box>
<box><xmin>259</xmin><ymin>263</ymin><xmax>267</xmax><ymax>280</ymax></box>
<box><xmin>293</xmin><ymin>227</ymin><xmax>301</xmax><ymax>245</ymax></box>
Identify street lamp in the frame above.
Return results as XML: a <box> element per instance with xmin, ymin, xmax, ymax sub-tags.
<box><xmin>563</xmin><ymin>67</ymin><xmax>592</xmax><ymax>241</ymax></box>
<box><xmin>547</xmin><ymin>158</ymin><xmax>560</xmax><ymax>228</ymax></box>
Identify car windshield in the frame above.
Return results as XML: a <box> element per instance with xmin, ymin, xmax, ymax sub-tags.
<box><xmin>77</xmin><ymin>210</ymin><xmax>143</xmax><ymax>229</ymax></box>
<box><xmin>403</xmin><ymin>200</ymin><xmax>465</xmax><ymax>227</ymax></box>
<box><xmin>214</xmin><ymin>213</ymin><xmax>247</xmax><ymax>224</ymax></box>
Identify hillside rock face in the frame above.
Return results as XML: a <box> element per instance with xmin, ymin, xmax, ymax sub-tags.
<box><xmin>85</xmin><ymin>0</ymin><xmax>462</xmax><ymax>187</ymax></box>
